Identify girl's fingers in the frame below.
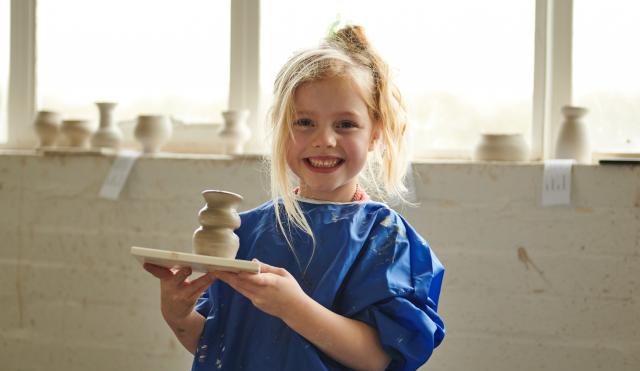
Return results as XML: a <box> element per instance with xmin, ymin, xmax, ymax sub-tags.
<box><xmin>214</xmin><ymin>271</ymin><xmax>241</xmax><ymax>287</ymax></box>
<box><xmin>185</xmin><ymin>273</ymin><xmax>216</xmax><ymax>299</ymax></box>
<box><xmin>173</xmin><ymin>267</ymin><xmax>192</xmax><ymax>285</ymax></box>
<box><xmin>252</xmin><ymin>259</ymin><xmax>287</xmax><ymax>277</ymax></box>
<box><xmin>214</xmin><ymin>271</ymin><xmax>258</xmax><ymax>298</ymax></box>
<box><xmin>227</xmin><ymin>283</ymin><xmax>255</xmax><ymax>302</ymax></box>
<box><xmin>238</xmin><ymin>271</ymin><xmax>278</xmax><ymax>287</ymax></box>
<box><xmin>143</xmin><ymin>263</ymin><xmax>173</xmax><ymax>279</ymax></box>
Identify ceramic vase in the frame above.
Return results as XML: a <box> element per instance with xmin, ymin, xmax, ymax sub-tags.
<box><xmin>91</xmin><ymin>102</ymin><xmax>123</xmax><ymax>149</ymax></box>
<box><xmin>61</xmin><ymin>119</ymin><xmax>94</xmax><ymax>148</ymax></box>
<box><xmin>34</xmin><ymin>110</ymin><xmax>62</xmax><ymax>147</ymax></box>
<box><xmin>555</xmin><ymin>105</ymin><xmax>590</xmax><ymax>164</ymax></box>
<box><xmin>219</xmin><ymin>110</ymin><xmax>251</xmax><ymax>155</ymax></box>
<box><xmin>134</xmin><ymin>115</ymin><xmax>172</xmax><ymax>153</ymax></box>
<box><xmin>473</xmin><ymin>133</ymin><xmax>530</xmax><ymax>161</ymax></box>
<box><xmin>192</xmin><ymin>190</ymin><xmax>243</xmax><ymax>258</ymax></box>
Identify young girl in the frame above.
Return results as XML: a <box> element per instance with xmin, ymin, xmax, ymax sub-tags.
<box><xmin>144</xmin><ymin>25</ymin><xmax>445</xmax><ymax>371</ymax></box>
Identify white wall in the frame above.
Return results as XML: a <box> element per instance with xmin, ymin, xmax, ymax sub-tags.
<box><xmin>0</xmin><ymin>151</ymin><xmax>638</xmax><ymax>371</ymax></box>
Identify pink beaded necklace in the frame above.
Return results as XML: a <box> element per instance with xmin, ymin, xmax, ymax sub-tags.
<box><xmin>293</xmin><ymin>184</ymin><xmax>369</xmax><ymax>202</ymax></box>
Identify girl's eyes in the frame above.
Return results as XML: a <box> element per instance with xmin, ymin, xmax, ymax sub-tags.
<box><xmin>293</xmin><ymin>118</ymin><xmax>313</xmax><ymax>127</ymax></box>
<box><xmin>336</xmin><ymin>120</ymin><xmax>357</xmax><ymax>129</ymax></box>
<box><xmin>292</xmin><ymin>119</ymin><xmax>358</xmax><ymax>129</ymax></box>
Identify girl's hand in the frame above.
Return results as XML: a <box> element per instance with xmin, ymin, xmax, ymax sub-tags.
<box><xmin>213</xmin><ymin>260</ymin><xmax>309</xmax><ymax>321</ymax></box>
<box><xmin>143</xmin><ymin>263</ymin><xmax>216</xmax><ymax>326</ymax></box>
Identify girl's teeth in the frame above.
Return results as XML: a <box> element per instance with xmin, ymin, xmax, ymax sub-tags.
<box><xmin>309</xmin><ymin>159</ymin><xmax>339</xmax><ymax>168</ymax></box>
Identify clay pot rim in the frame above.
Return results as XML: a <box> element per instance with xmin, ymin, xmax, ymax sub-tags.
<box><xmin>479</xmin><ymin>133</ymin><xmax>524</xmax><ymax>138</ymax></box>
<box><xmin>478</xmin><ymin>133</ymin><xmax>527</xmax><ymax>143</ymax></box>
<box><xmin>137</xmin><ymin>114</ymin><xmax>169</xmax><ymax>120</ymax></box>
<box><xmin>201</xmin><ymin>189</ymin><xmax>243</xmax><ymax>202</ymax></box>
<box><xmin>62</xmin><ymin>119</ymin><xmax>92</xmax><ymax>125</ymax></box>
<box><xmin>37</xmin><ymin>110</ymin><xmax>61</xmax><ymax>116</ymax></box>
<box><xmin>222</xmin><ymin>109</ymin><xmax>250</xmax><ymax>114</ymax></box>
<box><xmin>222</xmin><ymin>110</ymin><xmax>250</xmax><ymax>119</ymax></box>
<box><xmin>561</xmin><ymin>105</ymin><xmax>588</xmax><ymax>117</ymax></box>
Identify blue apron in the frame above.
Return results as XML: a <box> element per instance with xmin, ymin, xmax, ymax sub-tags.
<box><xmin>193</xmin><ymin>199</ymin><xmax>445</xmax><ymax>371</ymax></box>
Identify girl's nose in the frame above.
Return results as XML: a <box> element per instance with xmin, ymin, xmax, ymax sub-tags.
<box><xmin>311</xmin><ymin>126</ymin><xmax>337</xmax><ymax>148</ymax></box>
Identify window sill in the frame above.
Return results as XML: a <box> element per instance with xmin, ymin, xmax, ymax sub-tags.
<box><xmin>0</xmin><ymin>148</ymin><xmax>264</xmax><ymax>162</ymax></box>
<box><xmin>2</xmin><ymin>148</ymin><xmax>638</xmax><ymax>168</ymax></box>
<box><xmin>0</xmin><ymin>118</ymin><xmax>269</xmax><ymax>155</ymax></box>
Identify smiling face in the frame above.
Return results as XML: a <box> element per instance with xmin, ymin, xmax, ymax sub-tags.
<box><xmin>286</xmin><ymin>76</ymin><xmax>378</xmax><ymax>202</ymax></box>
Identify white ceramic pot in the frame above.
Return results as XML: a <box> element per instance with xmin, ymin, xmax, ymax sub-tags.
<box><xmin>61</xmin><ymin>119</ymin><xmax>94</xmax><ymax>148</ymax></box>
<box><xmin>219</xmin><ymin>110</ymin><xmax>251</xmax><ymax>155</ymax></box>
<box><xmin>473</xmin><ymin>133</ymin><xmax>530</xmax><ymax>162</ymax></box>
<box><xmin>555</xmin><ymin>105</ymin><xmax>590</xmax><ymax>164</ymax></box>
<box><xmin>34</xmin><ymin>110</ymin><xmax>62</xmax><ymax>147</ymax></box>
<box><xmin>134</xmin><ymin>115</ymin><xmax>173</xmax><ymax>153</ymax></box>
<box><xmin>91</xmin><ymin>102</ymin><xmax>123</xmax><ymax>149</ymax></box>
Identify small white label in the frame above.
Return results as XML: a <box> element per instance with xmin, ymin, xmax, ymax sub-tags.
<box><xmin>542</xmin><ymin>159</ymin><xmax>574</xmax><ymax>206</ymax></box>
<box><xmin>99</xmin><ymin>150</ymin><xmax>141</xmax><ymax>200</ymax></box>
<box><xmin>404</xmin><ymin>163</ymin><xmax>419</xmax><ymax>203</ymax></box>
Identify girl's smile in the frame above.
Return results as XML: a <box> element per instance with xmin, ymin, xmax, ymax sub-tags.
<box><xmin>304</xmin><ymin>156</ymin><xmax>345</xmax><ymax>172</ymax></box>
<box><xmin>286</xmin><ymin>76</ymin><xmax>378</xmax><ymax>202</ymax></box>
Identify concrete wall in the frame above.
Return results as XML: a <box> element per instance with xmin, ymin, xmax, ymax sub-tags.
<box><xmin>0</xmin><ymin>151</ymin><xmax>638</xmax><ymax>371</ymax></box>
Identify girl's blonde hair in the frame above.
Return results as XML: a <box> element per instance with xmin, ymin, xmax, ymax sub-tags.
<box><xmin>268</xmin><ymin>25</ymin><xmax>409</xmax><ymax>256</ymax></box>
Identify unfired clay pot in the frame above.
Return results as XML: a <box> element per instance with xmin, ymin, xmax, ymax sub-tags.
<box><xmin>555</xmin><ymin>105</ymin><xmax>590</xmax><ymax>164</ymax></box>
<box><xmin>193</xmin><ymin>190</ymin><xmax>243</xmax><ymax>258</ymax></box>
<box><xmin>91</xmin><ymin>102</ymin><xmax>123</xmax><ymax>149</ymax></box>
<box><xmin>219</xmin><ymin>110</ymin><xmax>251</xmax><ymax>155</ymax></box>
<box><xmin>61</xmin><ymin>119</ymin><xmax>94</xmax><ymax>148</ymax></box>
<box><xmin>34</xmin><ymin>110</ymin><xmax>62</xmax><ymax>147</ymax></box>
<box><xmin>473</xmin><ymin>133</ymin><xmax>529</xmax><ymax>162</ymax></box>
<box><xmin>134</xmin><ymin>115</ymin><xmax>172</xmax><ymax>153</ymax></box>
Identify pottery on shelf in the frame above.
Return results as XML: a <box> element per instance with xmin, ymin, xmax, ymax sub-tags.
<box><xmin>134</xmin><ymin>115</ymin><xmax>172</xmax><ymax>153</ymax></box>
<box><xmin>555</xmin><ymin>105</ymin><xmax>590</xmax><ymax>164</ymax></box>
<box><xmin>192</xmin><ymin>190</ymin><xmax>243</xmax><ymax>258</ymax></box>
<box><xmin>61</xmin><ymin>119</ymin><xmax>94</xmax><ymax>148</ymax></box>
<box><xmin>34</xmin><ymin>110</ymin><xmax>62</xmax><ymax>147</ymax></box>
<box><xmin>472</xmin><ymin>133</ymin><xmax>530</xmax><ymax>162</ymax></box>
<box><xmin>91</xmin><ymin>102</ymin><xmax>123</xmax><ymax>149</ymax></box>
<box><xmin>219</xmin><ymin>110</ymin><xmax>251</xmax><ymax>155</ymax></box>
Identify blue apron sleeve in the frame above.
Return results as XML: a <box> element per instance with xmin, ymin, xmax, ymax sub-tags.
<box><xmin>194</xmin><ymin>289</ymin><xmax>211</xmax><ymax>317</ymax></box>
<box><xmin>337</xmin><ymin>211</ymin><xmax>445</xmax><ymax>371</ymax></box>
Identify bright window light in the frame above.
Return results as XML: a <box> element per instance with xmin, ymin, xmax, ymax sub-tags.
<box><xmin>260</xmin><ymin>0</ymin><xmax>534</xmax><ymax>156</ymax></box>
<box><xmin>36</xmin><ymin>0</ymin><xmax>230</xmax><ymax>124</ymax></box>
<box><xmin>573</xmin><ymin>0</ymin><xmax>640</xmax><ymax>152</ymax></box>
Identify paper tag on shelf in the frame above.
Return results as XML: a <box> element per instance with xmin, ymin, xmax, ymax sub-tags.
<box><xmin>99</xmin><ymin>150</ymin><xmax>141</xmax><ymax>200</ymax></box>
<box><xmin>404</xmin><ymin>163</ymin><xmax>419</xmax><ymax>203</ymax></box>
<box><xmin>542</xmin><ymin>159</ymin><xmax>574</xmax><ymax>206</ymax></box>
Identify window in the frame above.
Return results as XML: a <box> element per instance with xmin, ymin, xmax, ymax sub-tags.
<box><xmin>3</xmin><ymin>0</ymin><xmax>638</xmax><ymax>159</ymax></box>
<box><xmin>573</xmin><ymin>0</ymin><xmax>640</xmax><ymax>152</ymax></box>
<box><xmin>261</xmin><ymin>0</ymin><xmax>535</xmax><ymax>157</ymax></box>
<box><xmin>36</xmin><ymin>0</ymin><xmax>230</xmax><ymax>124</ymax></box>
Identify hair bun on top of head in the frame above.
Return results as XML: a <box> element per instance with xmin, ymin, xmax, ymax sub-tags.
<box><xmin>327</xmin><ymin>25</ymin><xmax>371</xmax><ymax>53</ymax></box>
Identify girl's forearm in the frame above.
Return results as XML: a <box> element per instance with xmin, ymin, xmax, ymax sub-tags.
<box><xmin>164</xmin><ymin>310</ymin><xmax>206</xmax><ymax>355</ymax></box>
<box><xmin>282</xmin><ymin>296</ymin><xmax>391</xmax><ymax>371</ymax></box>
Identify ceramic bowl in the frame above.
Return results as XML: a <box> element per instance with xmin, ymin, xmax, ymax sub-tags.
<box><xmin>61</xmin><ymin>119</ymin><xmax>94</xmax><ymax>148</ymax></box>
<box><xmin>34</xmin><ymin>110</ymin><xmax>62</xmax><ymax>147</ymax></box>
<box><xmin>473</xmin><ymin>133</ymin><xmax>530</xmax><ymax>162</ymax></box>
